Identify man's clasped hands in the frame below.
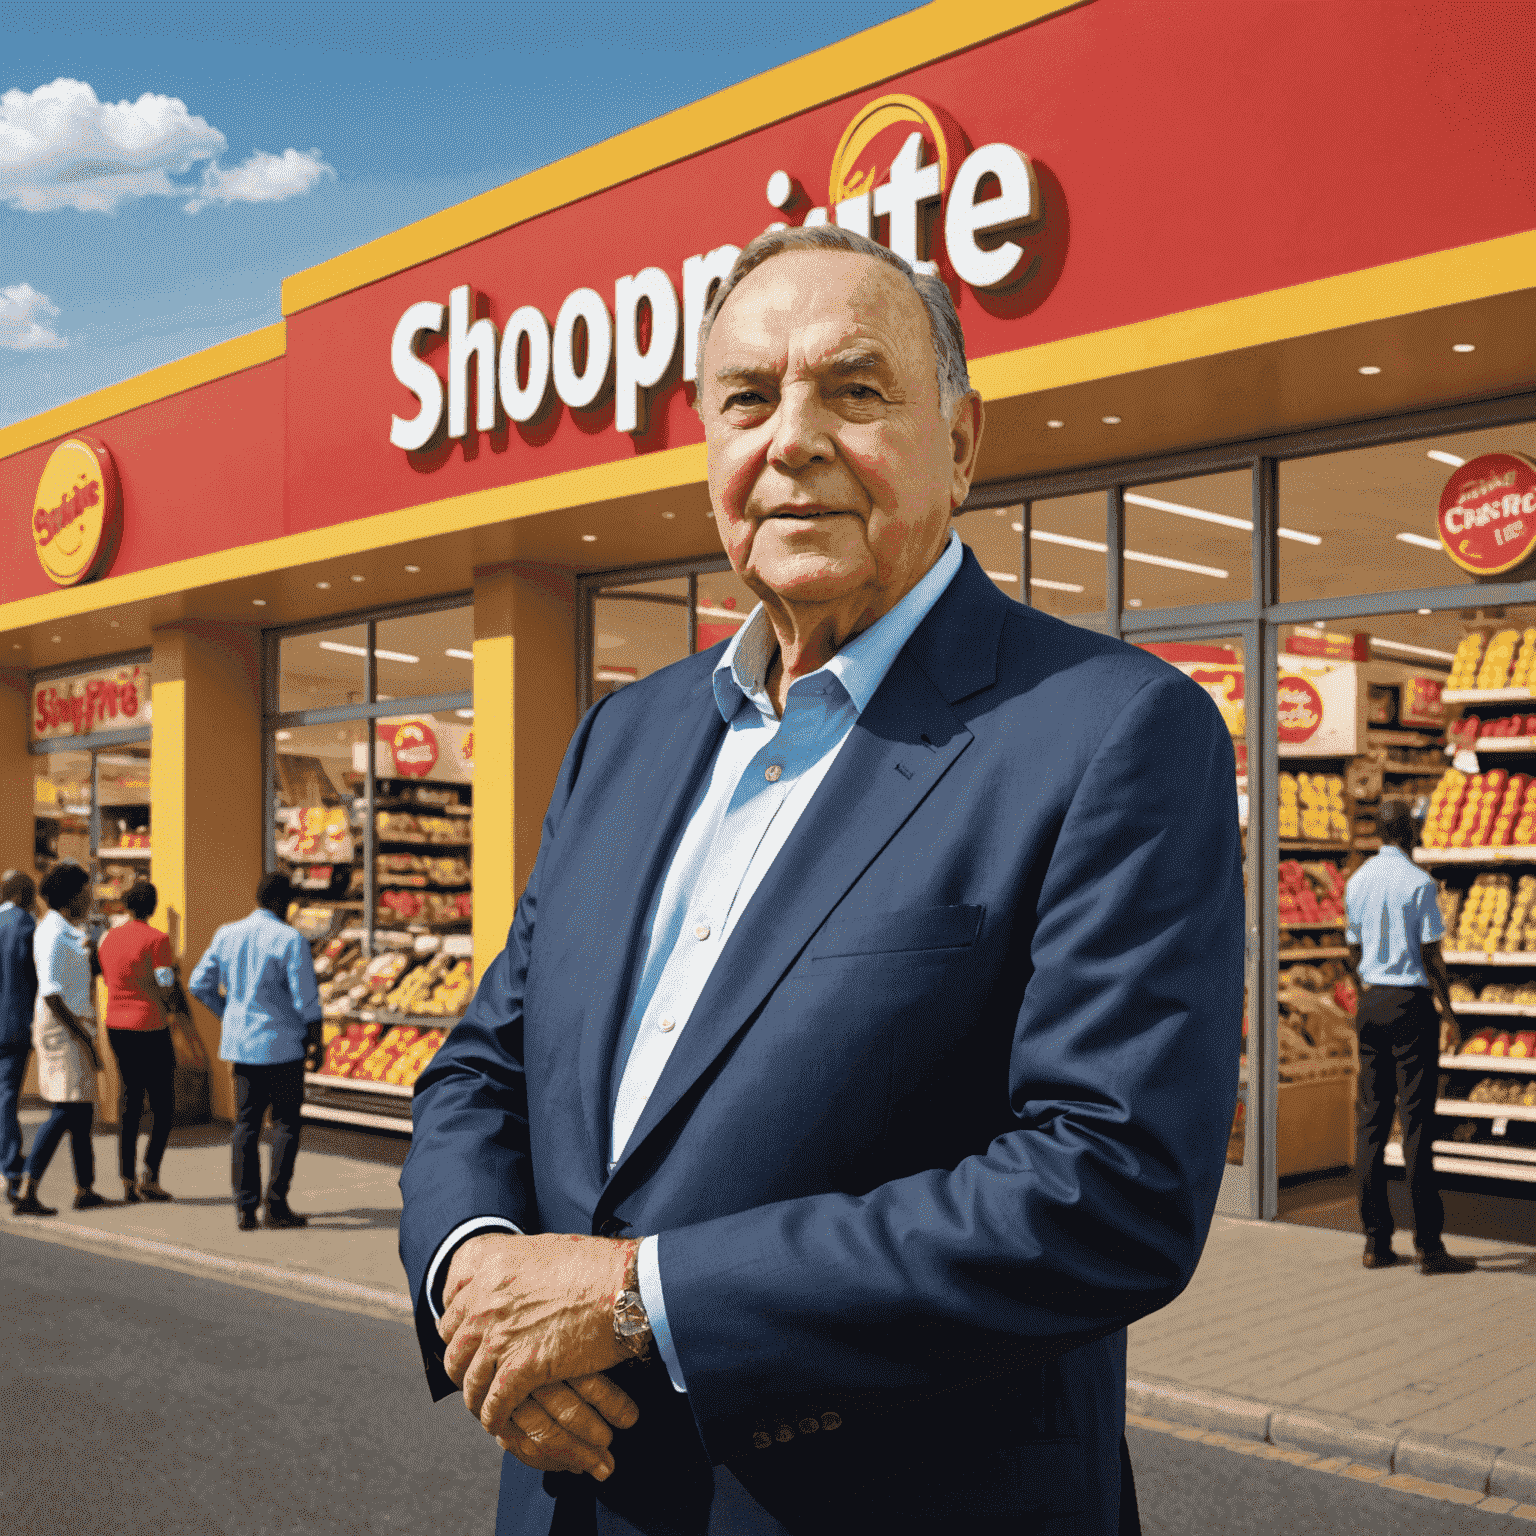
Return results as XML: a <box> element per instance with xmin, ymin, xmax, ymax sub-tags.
<box><xmin>439</xmin><ymin>1231</ymin><xmax>644</xmax><ymax>1481</ymax></box>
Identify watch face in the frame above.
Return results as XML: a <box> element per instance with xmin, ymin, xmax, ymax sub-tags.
<box><xmin>614</xmin><ymin>1290</ymin><xmax>649</xmax><ymax>1337</ymax></box>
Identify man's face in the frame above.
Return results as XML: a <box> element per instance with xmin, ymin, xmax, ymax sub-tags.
<box><xmin>698</xmin><ymin>250</ymin><xmax>971</xmax><ymax>617</ymax></box>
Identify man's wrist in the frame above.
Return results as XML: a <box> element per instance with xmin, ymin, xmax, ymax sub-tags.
<box><xmin>610</xmin><ymin>1237</ymin><xmax>652</xmax><ymax>1362</ymax></box>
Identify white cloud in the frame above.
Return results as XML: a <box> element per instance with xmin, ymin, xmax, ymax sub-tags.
<box><xmin>0</xmin><ymin>78</ymin><xmax>333</xmax><ymax>215</ymax></box>
<box><xmin>183</xmin><ymin>147</ymin><xmax>334</xmax><ymax>213</ymax></box>
<box><xmin>0</xmin><ymin>283</ymin><xmax>66</xmax><ymax>350</ymax></box>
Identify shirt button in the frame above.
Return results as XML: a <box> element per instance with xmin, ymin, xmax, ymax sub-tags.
<box><xmin>764</xmin><ymin>763</ymin><xmax>783</xmax><ymax>783</ymax></box>
<box><xmin>659</xmin><ymin>1017</ymin><xmax>675</xmax><ymax>1032</ymax></box>
<box><xmin>694</xmin><ymin>922</ymin><xmax>711</xmax><ymax>941</ymax></box>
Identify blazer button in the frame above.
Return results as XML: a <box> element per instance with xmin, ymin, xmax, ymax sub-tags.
<box><xmin>775</xmin><ymin>1424</ymin><xmax>795</xmax><ymax>1443</ymax></box>
<box><xmin>752</xmin><ymin>1431</ymin><xmax>773</xmax><ymax>1450</ymax></box>
<box><xmin>820</xmin><ymin>1412</ymin><xmax>842</xmax><ymax>1432</ymax></box>
<box><xmin>597</xmin><ymin>1218</ymin><xmax>629</xmax><ymax>1238</ymax></box>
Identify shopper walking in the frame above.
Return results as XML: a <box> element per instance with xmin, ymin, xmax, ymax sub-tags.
<box><xmin>188</xmin><ymin>872</ymin><xmax>322</xmax><ymax>1231</ymax></box>
<box><xmin>0</xmin><ymin>869</ymin><xmax>38</xmax><ymax>1206</ymax></box>
<box><xmin>13</xmin><ymin>863</ymin><xmax>106</xmax><ymax>1216</ymax></box>
<box><xmin>98</xmin><ymin>881</ymin><xmax>179</xmax><ymax>1203</ymax></box>
<box><xmin>1346</xmin><ymin>799</ymin><xmax>1475</xmax><ymax>1275</ymax></box>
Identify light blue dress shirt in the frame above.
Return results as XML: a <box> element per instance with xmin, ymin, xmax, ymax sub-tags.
<box><xmin>188</xmin><ymin>907</ymin><xmax>323</xmax><ymax>1064</ymax></box>
<box><xmin>1345</xmin><ymin>844</ymin><xmax>1445</xmax><ymax>988</ymax></box>
<box><xmin>428</xmin><ymin>532</ymin><xmax>965</xmax><ymax>1393</ymax></box>
<box><xmin>34</xmin><ymin>908</ymin><xmax>95</xmax><ymax>1020</ymax></box>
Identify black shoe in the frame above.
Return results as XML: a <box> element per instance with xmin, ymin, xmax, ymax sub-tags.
<box><xmin>137</xmin><ymin>1178</ymin><xmax>173</xmax><ymax>1202</ymax></box>
<box><xmin>73</xmin><ymin>1189</ymin><xmax>107</xmax><ymax>1211</ymax></box>
<box><xmin>263</xmin><ymin>1199</ymin><xmax>308</xmax><ymax>1230</ymax></box>
<box><xmin>1362</xmin><ymin>1247</ymin><xmax>1400</xmax><ymax>1269</ymax></box>
<box><xmin>121</xmin><ymin>1180</ymin><xmax>142</xmax><ymax>1203</ymax></box>
<box><xmin>13</xmin><ymin>1190</ymin><xmax>57</xmax><ymax>1216</ymax></box>
<box><xmin>1418</xmin><ymin>1249</ymin><xmax>1477</xmax><ymax>1275</ymax></box>
<box><xmin>236</xmin><ymin>1210</ymin><xmax>259</xmax><ymax>1231</ymax></box>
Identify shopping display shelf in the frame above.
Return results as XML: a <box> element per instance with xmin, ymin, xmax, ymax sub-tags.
<box><xmin>1278</xmin><ymin>921</ymin><xmax>1345</xmax><ymax>930</ymax></box>
<box><xmin>1436</xmin><ymin>1099</ymin><xmax>1536</xmax><ymax>1123</ymax></box>
<box><xmin>1414</xmin><ymin>846</ymin><xmax>1536</xmax><ymax>864</ymax></box>
<box><xmin>1449</xmin><ymin>1001</ymin><xmax>1536</xmax><ymax>1018</ymax></box>
<box><xmin>375</xmin><ymin>837</ymin><xmax>473</xmax><ymax>850</ymax></box>
<box><xmin>1442</xmin><ymin>1052</ymin><xmax>1536</xmax><ymax>1073</ymax></box>
<box><xmin>98</xmin><ymin>846</ymin><xmax>152</xmax><ymax>859</ymax></box>
<box><xmin>1385</xmin><ymin>1142</ymin><xmax>1536</xmax><ymax>1183</ymax></box>
<box><xmin>1474</xmin><ymin>737</ymin><xmax>1536</xmax><ymax>752</ymax></box>
<box><xmin>1277</xmin><ymin>947</ymin><xmax>1350</xmax><ymax>960</ymax></box>
<box><xmin>349</xmin><ymin>1008</ymin><xmax>459</xmax><ymax>1028</ymax></box>
<box><xmin>1443</xmin><ymin>951</ymin><xmax>1536</xmax><ymax>965</ymax></box>
<box><xmin>306</xmin><ymin>1071</ymin><xmax>413</xmax><ymax>1099</ymax></box>
<box><xmin>301</xmin><ymin>1102</ymin><xmax>413</xmax><ymax>1132</ymax></box>
<box><xmin>1443</xmin><ymin>687</ymin><xmax>1536</xmax><ymax>704</ymax></box>
<box><xmin>1278</xmin><ymin>840</ymin><xmax>1352</xmax><ymax>852</ymax></box>
<box><xmin>1383</xmin><ymin>760</ymin><xmax>1443</xmax><ymax>774</ymax></box>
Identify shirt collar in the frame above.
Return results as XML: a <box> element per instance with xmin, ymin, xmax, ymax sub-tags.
<box><xmin>1377</xmin><ymin>844</ymin><xmax>1410</xmax><ymax>862</ymax></box>
<box><xmin>0</xmin><ymin>902</ymin><xmax>12</xmax><ymax>914</ymax></box>
<box><xmin>713</xmin><ymin>529</ymin><xmax>964</xmax><ymax>723</ymax></box>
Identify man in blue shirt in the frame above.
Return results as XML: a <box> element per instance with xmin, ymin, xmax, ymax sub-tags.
<box><xmin>189</xmin><ymin>871</ymin><xmax>322</xmax><ymax>1231</ymax></box>
<box><xmin>0</xmin><ymin>869</ymin><xmax>39</xmax><ymax>1205</ymax></box>
<box><xmin>1346</xmin><ymin>799</ymin><xmax>1473</xmax><ymax>1275</ymax></box>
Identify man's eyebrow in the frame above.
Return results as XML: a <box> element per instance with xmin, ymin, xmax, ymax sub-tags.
<box><xmin>827</xmin><ymin>349</ymin><xmax>891</xmax><ymax>376</ymax></box>
<box><xmin>713</xmin><ymin>365</ymin><xmax>777</xmax><ymax>388</ymax></box>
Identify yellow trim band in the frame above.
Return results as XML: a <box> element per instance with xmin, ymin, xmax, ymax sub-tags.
<box><xmin>280</xmin><ymin>0</ymin><xmax>1080</xmax><ymax>316</ymax></box>
<box><xmin>0</xmin><ymin>324</ymin><xmax>286</xmax><ymax>463</ymax></box>
<box><xmin>970</xmin><ymin>227</ymin><xmax>1536</xmax><ymax>401</ymax></box>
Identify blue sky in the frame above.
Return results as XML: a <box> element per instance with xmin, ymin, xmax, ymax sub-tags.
<box><xmin>1</xmin><ymin>0</ymin><xmax>922</xmax><ymax>427</ymax></box>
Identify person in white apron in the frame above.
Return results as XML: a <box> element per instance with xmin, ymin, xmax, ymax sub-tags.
<box><xmin>12</xmin><ymin>863</ymin><xmax>106</xmax><ymax>1216</ymax></box>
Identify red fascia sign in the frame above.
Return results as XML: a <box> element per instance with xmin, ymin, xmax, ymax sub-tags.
<box><xmin>386</xmin><ymin>94</ymin><xmax>1040</xmax><ymax>452</ymax></box>
<box><xmin>1437</xmin><ymin>452</ymin><xmax>1536</xmax><ymax>579</ymax></box>
<box><xmin>33</xmin><ymin>663</ymin><xmax>150</xmax><ymax>741</ymax></box>
<box><xmin>383</xmin><ymin>720</ymin><xmax>440</xmax><ymax>778</ymax></box>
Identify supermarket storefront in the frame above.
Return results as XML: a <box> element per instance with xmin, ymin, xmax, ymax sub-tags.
<box><xmin>2</xmin><ymin>0</ymin><xmax>1534</xmax><ymax>1211</ymax></box>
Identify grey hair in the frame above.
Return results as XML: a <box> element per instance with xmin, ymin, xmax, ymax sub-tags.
<box><xmin>693</xmin><ymin>225</ymin><xmax>972</xmax><ymax>415</ymax></box>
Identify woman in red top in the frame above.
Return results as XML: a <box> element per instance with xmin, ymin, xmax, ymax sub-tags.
<box><xmin>98</xmin><ymin>881</ymin><xmax>178</xmax><ymax>1202</ymax></box>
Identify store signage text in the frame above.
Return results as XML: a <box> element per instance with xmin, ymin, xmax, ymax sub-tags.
<box><xmin>31</xmin><ymin>435</ymin><xmax>123</xmax><ymax>587</ymax></box>
<box><xmin>1277</xmin><ymin>674</ymin><xmax>1325</xmax><ymax>745</ymax></box>
<box><xmin>1437</xmin><ymin>452</ymin><xmax>1536</xmax><ymax>579</ymax></box>
<box><xmin>388</xmin><ymin>94</ymin><xmax>1042</xmax><ymax>452</ymax></box>
<box><xmin>383</xmin><ymin>720</ymin><xmax>440</xmax><ymax>778</ymax></box>
<box><xmin>32</xmin><ymin>664</ymin><xmax>151</xmax><ymax>741</ymax></box>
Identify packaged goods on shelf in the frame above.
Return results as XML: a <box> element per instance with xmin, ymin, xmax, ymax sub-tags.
<box><xmin>1450</xmin><ymin>872</ymin><xmax>1536</xmax><ymax>953</ymax></box>
<box><xmin>275</xmin><ymin>805</ymin><xmax>354</xmax><ymax>863</ymax></box>
<box><xmin>288</xmin><ymin>904</ymin><xmax>340</xmax><ymax>941</ymax></box>
<box><xmin>321</xmin><ymin>1021</ymin><xmax>383</xmax><ymax>1077</ymax></box>
<box><xmin>376</xmin><ymin>889</ymin><xmax>471</xmax><ymax>926</ymax></box>
<box><xmin>1448</xmin><ymin>634</ymin><xmax>1484</xmax><ymax>691</ymax></box>
<box><xmin>1278</xmin><ymin>859</ymin><xmax>1346</xmax><ymax>923</ymax></box>
<box><xmin>1276</xmin><ymin>774</ymin><xmax>1348</xmax><ymax>843</ymax></box>
<box><xmin>364</xmin><ymin>951</ymin><xmax>411</xmax><ymax>995</ymax></box>
<box><xmin>1277</xmin><ymin>960</ymin><xmax>1357</xmax><ymax>1078</ymax></box>
<box><xmin>375</xmin><ymin>811</ymin><xmax>470</xmax><ymax>845</ymax></box>
<box><xmin>1468</xmin><ymin>1074</ymin><xmax>1536</xmax><ymax>1105</ymax></box>
<box><xmin>1424</xmin><ymin>768</ymin><xmax>1536</xmax><ymax>849</ymax></box>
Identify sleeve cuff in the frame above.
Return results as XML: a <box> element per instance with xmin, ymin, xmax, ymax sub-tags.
<box><xmin>425</xmin><ymin>1217</ymin><xmax>522</xmax><ymax>1319</ymax></box>
<box><xmin>638</xmin><ymin>1234</ymin><xmax>686</xmax><ymax>1394</ymax></box>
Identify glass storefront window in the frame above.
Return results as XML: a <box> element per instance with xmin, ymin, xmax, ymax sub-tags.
<box><xmin>1122</xmin><ymin>470</ymin><xmax>1254</xmax><ymax>610</ymax></box>
<box><xmin>593</xmin><ymin>578</ymin><xmax>690</xmax><ymax>697</ymax></box>
<box><xmin>1278</xmin><ymin>423</ymin><xmax>1536</xmax><ymax>605</ymax></box>
<box><xmin>277</xmin><ymin>623</ymin><xmax>368</xmax><ymax>714</ymax></box>
<box><xmin>268</xmin><ymin>606</ymin><xmax>473</xmax><ymax>1123</ymax></box>
<box><xmin>1027</xmin><ymin>494</ymin><xmax>1107</xmax><ymax>623</ymax></box>
<box><xmin>956</xmin><ymin>505</ymin><xmax>1023</xmax><ymax>600</ymax></box>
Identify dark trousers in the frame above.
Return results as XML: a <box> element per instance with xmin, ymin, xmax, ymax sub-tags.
<box><xmin>231</xmin><ymin>1060</ymin><xmax>304</xmax><ymax>1214</ymax></box>
<box><xmin>0</xmin><ymin>1046</ymin><xmax>29</xmax><ymax>1184</ymax></box>
<box><xmin>23</xmin><ymin>1100</ymin><xmax>94</xmax><ymax>1187</ymax></box>
<box><xmin>1356</xmin><ymin>984</ymin><xmax>1443</xmax><ymax>1253</ymax></box>
<box><xmin>109</xmin><ymin>1027</ymin><xmax>176</xmax><ymax>1181</ymax></box>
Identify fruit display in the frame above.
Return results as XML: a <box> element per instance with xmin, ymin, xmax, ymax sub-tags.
<box><xmin>275</xmin><ymin>805</ymin><xmax>354</xmax><ymax>863</ymax></box>
<box><xmin>1278</xmin><ymin>859</ymin><xmax>1346</xmax><ymax>924</ymax></box>
<box><xmin>1422</xmin><ymin>768</ymin><xmax>1536</xmax><ymax>849</ymax></box>
<box><xmin>1447</xmin><ymin>633</ymin><xmax>1485</xmax><ymax>690</ymax></box>
<box><xmin>1276</xmin><ymin>960</ymin><xmax>1356</xmax><ymax>1077</ymax></box>
<box><xmin>1446</xmin><ymin>627</ymin><xmax>1536</xmax><ymax>692</ymax></box>
<box><xmin>375</xmin><ymin>852</ymin><xmax>472</xmax><ymax>887</ymax></box>
<box><xmin>321</xmin><ymin>1020</ymin><xmax>384</xmax><ymax>1076</ymax></box>
<box><xmin>1461</xmin><ymin>984</ymin><xmax>1536</xmax><ymax>1008</ymax></box>
<box><xmin>1277</xmin><ymin>772</ymin><xmax>1348</xmax><ymax>843</ymax></box>
<box><xmin>376</xmin><ymin>812</ymin><xmax>470</xmax><ymax>845</ymax></box>
<box><xmin>377</xmin><ymin>889</ymin><xmax>471</xmax><ymax>927</ymax></box>
<box><xmin>1447</xmin><ymin>873</ymin><xmax>1536</xmax><ymax>954</ymax></box>
<box><xmin>1452</xmin><ymin>712</ymin><xmax>1536</xmax><ymax>746</ymax></box>
<box><xmin>1467</xmin><ymin>1074</ymin><xmax>1536</xmax><ymax>1106</ymax></box>
<box><xmin>289</xmin><ymin>904</ymin><xmax>341</xmax><ymax>941</ymax></box>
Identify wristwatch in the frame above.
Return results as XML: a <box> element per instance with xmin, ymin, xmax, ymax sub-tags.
<box><xmin>612</xmin><ymin>1244</ymin><xmax>653</xmax><ymax>1361</ymax></box>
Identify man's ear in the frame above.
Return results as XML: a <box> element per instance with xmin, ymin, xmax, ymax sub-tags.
<box><xmin>949</xmin><ymin>391</ymin><xmax>985</xmax><ymax>510</ymax></box>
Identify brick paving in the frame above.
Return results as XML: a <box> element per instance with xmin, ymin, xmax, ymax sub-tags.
<box><xmin>1130</xmin><ymin>1215</ymin><xmax>1536</xmax><ymax>1455</ymax></box>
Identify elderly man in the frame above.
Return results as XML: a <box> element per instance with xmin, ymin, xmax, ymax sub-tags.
<box><xmin>401</xmin><ymin>226</ymin><xmax>1244</xmax><ymax>1536</ymax></box>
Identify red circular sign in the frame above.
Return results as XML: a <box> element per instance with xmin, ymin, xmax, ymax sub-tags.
<box><xmin>386</xmin><ymin>720</ymin><xmax>439</xmax><ymax>778</ymax></box>
<box><xmin>1437</xmin><ymin>452</ymin><xmax>1536</xmax><ymax>578</ymax></box>
<box><xmin>1277</xmin><ymin>675</ymin><xmax>1324</xmax><ymax>744</ymax></box>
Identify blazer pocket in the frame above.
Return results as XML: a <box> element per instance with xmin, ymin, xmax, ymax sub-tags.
<box><xmin>807</xmin><ymin>903</ymin><xmax>984</xmax><ymax>962</ymax></box>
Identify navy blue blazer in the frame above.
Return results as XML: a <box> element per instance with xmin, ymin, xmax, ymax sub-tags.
<box><xmin>401</xmin><ymin>550</ymin><xmax>1244</xmax><ymax>1536</ymax></box>
<box><xmin>0</xmin><ymin>904</ymin><xmax>37</xmax><ymax>1054</ymax></box>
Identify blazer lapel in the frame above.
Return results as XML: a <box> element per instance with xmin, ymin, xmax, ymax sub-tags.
<box><xmin>574</xmin><ymin>665</ymin><xmax>729</xmax><ymax>1164</ymax></box>
<box><xmin>604</xmin><ymin>644</ymin><xmax>974</xmax><ymax>1189</ymax></box>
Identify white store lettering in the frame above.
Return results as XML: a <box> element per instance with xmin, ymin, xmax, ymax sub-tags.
<box><xmin>388</xmin><ymin>134</ymin><xmax>1042</xmax><ymax>451</ymax></box>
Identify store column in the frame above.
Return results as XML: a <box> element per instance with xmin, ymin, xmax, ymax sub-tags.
<box><xmin>151</xmin><ymin>624</ymin><xmax>263</xmax><ymax>1121</ymax></box>
<box><xmin>472</xmin><ymin>565</ymin><xmax>577</xmax><ymax>981</ymax></box>
<box><xmin>0</xmin><ymin>671</ymin><xmax>33</xmax><ymax>877</ymax></box>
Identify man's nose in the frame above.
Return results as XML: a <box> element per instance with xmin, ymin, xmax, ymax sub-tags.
<box><xmin>768</xmin><ymin>384</ymin><xmax>834</xmax><ymax>472</ymax></box>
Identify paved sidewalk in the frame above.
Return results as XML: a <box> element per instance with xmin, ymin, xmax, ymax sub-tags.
<box><xmin>1129</xmin><ymin>1214</ymin><xmax>1536</xmax><ymax>1500</ymax></box>
<box><xmin>5</xmin><ymin>1106</ymin><xmax>408</xmax><ymax>1301</ymax></box>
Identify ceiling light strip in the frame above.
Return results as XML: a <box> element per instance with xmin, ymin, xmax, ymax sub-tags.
<box><xmin>1029</xmin><ymin>528</ymin><xmax>1227</xmax><ymax>578</ymax></box>
<box><xmin>1372</xmin><ymin>638</ymin><xmax>1456</xmax><ymax>662</ymax></box>
<box><xmin>1396</xmin><ymin>532</ymin><xmax>1444</xmax><ymax>551</ymax></box>
<box><xmin>1123</xmin><ymin>492</ymin><xmax>1321</xmax><ymax>546</ymax></box>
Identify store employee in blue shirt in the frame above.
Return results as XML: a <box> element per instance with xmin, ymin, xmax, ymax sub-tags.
<box><xmin>1346</xmin><ymin>799</ymin><xmax>1473</xmax><ymax>1275</ymax></box>
<box><xmin>401</xmin><ymin>228</ymin><xmax>1245</xmax><ymax>1536</ymax></box>
<box><xmin>189</xmin><ymin>871</ymin><xmax>322</xmax><ymax>1232</ymax></box>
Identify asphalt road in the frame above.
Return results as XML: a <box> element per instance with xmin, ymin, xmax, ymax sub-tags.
<box><xmin>2</xmin><ymin>1229</ymin><xmax>1525</xmax><ymax>1536</ymax></box>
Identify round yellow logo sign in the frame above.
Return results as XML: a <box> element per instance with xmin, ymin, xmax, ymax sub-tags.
<box><xmin>31</xmin><ymin>435</ymin><xmax>121</xmax><ymax>587</ymax></box>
